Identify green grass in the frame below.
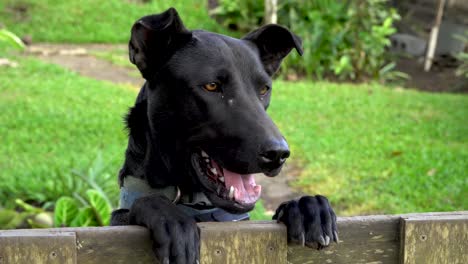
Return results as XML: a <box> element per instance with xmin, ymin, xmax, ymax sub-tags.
<box><xmin>0</xmin><ymin>0</ymin><xmax>229</xmax><ymax>43</ymax></box>
<box><xmin>89</xmin><ymin>46</ymin><xmax>134</xmax><ymax>69</ymax></box>
<box><xmin>0</xmin><ymin>56</ymin><xmax>136</xmax><ymax>206</ymax></box>
<box><xmin>270</xmin><ymin>81</ymin><xmax>468</xmax><ymax>215</ymax></box>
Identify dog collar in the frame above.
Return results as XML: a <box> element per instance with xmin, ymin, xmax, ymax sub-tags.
<box><xmin>119</xmin><ymin>176</ymin><xmax>184</xmax><ymax>208</ymax></box>
<box><xmin>119</xmin><ymin>176</ymin><xmax>249</xmax><ymax>222</ymax></box>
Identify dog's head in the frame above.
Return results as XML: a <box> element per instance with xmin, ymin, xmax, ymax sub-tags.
<box><xmin>127</xmin><ymin>8</ymin><xmax>302</xmax><ymax>213</ymax></box>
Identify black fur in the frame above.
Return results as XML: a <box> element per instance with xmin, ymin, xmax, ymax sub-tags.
<box><xmin>111</xmin><ymin>8</ymin><xmax>337</xmax><ymax>264</ymax></box>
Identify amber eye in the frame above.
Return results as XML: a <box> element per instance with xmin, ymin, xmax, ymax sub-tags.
<box><xmin>260</xmin><ymin>85</ymin><xmax>270</xmax><ymax>95</ymax></box>
<box><xmin>203</xmin><ymin>82</ymin><xmax>219</xmax><ymax>92</ymax></box>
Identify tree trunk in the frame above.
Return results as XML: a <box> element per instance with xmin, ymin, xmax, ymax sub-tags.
<box><xmin>264</xmin><ymin>0</ymin><xmax>278</xmax><ymax>24</ymax></box>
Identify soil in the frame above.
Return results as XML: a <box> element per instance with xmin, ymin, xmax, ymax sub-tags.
<box><xmin>23</xmin><ymin>43</ymin><xmax>304</xmax><ymax>213</ymax></box>
<box><xmin>396</xmin><ymin>57</ymin><xmax>467</xmax><ymax>93</ymax></box>
<box><xmin>26</xmin><ymin>44</ymin><xmax>144</xmax><ymax>87</ymax></box>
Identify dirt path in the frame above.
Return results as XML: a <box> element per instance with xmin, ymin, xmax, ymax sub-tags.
<box><xmin>28</xmin><ymin>43</ymin><xmax>303</xmax><ymax>213</ymax></box>
<box><xmin>28</xmin><ymin>44</ymin><xmax>144</xmax><ymax>87</ymax></box>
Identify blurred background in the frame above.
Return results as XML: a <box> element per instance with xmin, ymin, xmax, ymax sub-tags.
<box><xmin>0</xmin><ymin>0</ymin><xmax>466</xmax><ymax>229</ymax></box>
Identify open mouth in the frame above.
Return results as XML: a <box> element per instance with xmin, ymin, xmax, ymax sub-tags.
<box><xmin>192</xmin><ymin>150</ymin><xmax>262</xmax><ymax>207</ymax></box>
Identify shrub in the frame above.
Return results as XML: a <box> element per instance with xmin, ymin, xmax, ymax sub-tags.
<box><xmin>214</xmin><ymin>0</ymin><xmax>400</xmax><ymax>82</ymax></box>
<box><xmin>454</xmin><ymin>32</ymin><xmax>468</xmax><ymax>79</ymax></box>
<box><xmin>210</xmin><ymin>0</ymin><xmax>264</xmax><ymax>32</ymax></box>
<box><xmin>54</xmin><ymin>189</ymin><xmax>112</xmax><ymax>227</ymax></box>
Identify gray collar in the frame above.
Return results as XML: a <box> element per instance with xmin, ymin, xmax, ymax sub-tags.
<box><xmin>119</xmin><ymin>176</ymin><xmax>249</xmax><ymax>222</ymax></box>
<box><xmin>119</xmin><ymin>176</ymin><xmax>212</xmax><ymax>209</ymax></box>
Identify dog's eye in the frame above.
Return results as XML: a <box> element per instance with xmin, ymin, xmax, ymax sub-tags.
<box><xmin>203</xmin><ymin>82</ymin><xmax>219</xmax><ymax>92</ymax></box>
<box><xmin>259</xmin><ymin>85</ymin><xmax>270</xmax><ymax>95</ymax></box>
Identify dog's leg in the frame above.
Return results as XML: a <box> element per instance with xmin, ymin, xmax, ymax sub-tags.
<box><xmin>273</xmin><ymin>195</ymin><xmax>338</xmax><ymax>249</ymax></box>
<box><xmin>110</xmin><ymin>208</ymin><xmax>130</xmax><ymax>226</ymax></box>
<box><xmin>111</xmin><ymin>194</ymin><xmax>200</xmax><ymax>264</ymax></box>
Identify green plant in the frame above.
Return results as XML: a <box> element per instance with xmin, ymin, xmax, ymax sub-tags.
<box><xmin>454</xmin><ymin>32</ymin><xmax>468</xmax><ymax>79</ymax></box>
<box><xmin>215</xmin><ymin>0</ymin><xmax>400</xmax><ymax>82</ymax></box>
<box><xmin>0</xmin><ymin>188</ymin><xmax>113</xmax><ymax>229</ymax></box>
<box><xmin>455</xmin><ymin>52</ymin><xmax>468</xmax><ymax>78</ymax></box>
<box><xmin>0</xmin><ymin>199</ymin><xmax>53</xmax><ymax>229</ymax></box>
<box><xmin>210</xmin><ymin>0</ymin><xmax>264</xmax><ymax>32</ymax></box>
<box><xmin>52</xmin><ymin>154</ymin><xmax>116</xmax><ymax>227</ymax></box>
<box><xmin>378</xmin><ymin>62</ymin><xmax>410</xmax><ymax>84</ymax></box>
<box><xmin>0</xmin><ymin>28</ymin><xmax>25</xmax><ymax>50</ymax></box>
<box><xmin>0</xmin><ymin>151</ymin><xmax>116</xmax><ymax>228</ymax></box>
<box><xmin>279</xmin><ymin>0</ymin><xmax>400</xmax><ymax>81</ymax></box>
<box><xmin>54</xmin><ymin>189</ymin><xmax>112</xmax><ymax>227</ymax></box>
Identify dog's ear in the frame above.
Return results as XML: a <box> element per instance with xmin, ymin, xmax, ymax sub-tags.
<box><xmin>243</xmin><ymin>24</ymin><xmax>303</xmax><ymax>76</ymax></box>
<box><xmin>129</xmin><ymin>8</ymin><xmax>192</xmax><ymax>79</ymax></box>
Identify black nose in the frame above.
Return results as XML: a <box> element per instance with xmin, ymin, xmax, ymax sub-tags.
<box><xmin>259</xmin><ymin>139</ymin><xmax>290</xmax><ymax>169</ymax></box>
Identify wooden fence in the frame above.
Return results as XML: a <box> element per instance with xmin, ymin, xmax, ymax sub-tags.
<box><xmin>0</xmin><ymin>211</ymin><xmax>466</xmax><ymax>264</ymax></box>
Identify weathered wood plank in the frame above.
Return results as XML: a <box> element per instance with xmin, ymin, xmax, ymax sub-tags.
<box><xmin>288</xmin><ymin>215</ymin><xmax>401</xmax><ymax>264</ymax></box>
<box><xmin>0</xmin><ymin>230</ymin><xmax>76</xmax><ymax>264</ymax></box>
<box><xmin>0</xmin><ymin>212</ymin><xmax>466</xmax><ymax>264</ymax></box>
<box><xmin>401</xmin><ymin>214</ymin><xmax>468</xmax><ymax>264</ymax></box>
<box><xmin>67</xmin><ymin>226</ymin><xmax>155</xmax><ymax>264</ymax></box>
<box><xmin>199</xmin><ymin>221</ymin><xmax>286</xmax><ymax>264</ymax></box>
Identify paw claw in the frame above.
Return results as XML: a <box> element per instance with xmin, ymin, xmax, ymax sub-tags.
<box><xmin>324</xmin><ymin>235</ymin><xmax>330</xmax><ymax>246</ymax></box>
<box><xmin>318</xmin><ymin>235</ymin><xmax>326</xmax><ymax>246</ymax></box>
<box><xmin>334</xmin><ymin>231</ymin><xmax>339</xmax><ymax>243</ymax></box>
<box><xmin>301</xmin><ymin>232</ymin><xmax>305</xmax><ymax>247</ymax></box>
<box><xmin>163</xmin><ymin>257</ymin><xmax>169</xmax><ymax>264</ymax></box>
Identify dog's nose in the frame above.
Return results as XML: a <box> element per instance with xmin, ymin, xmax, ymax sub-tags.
<box><xmin>259</xmin><ymin>139</ymin><xmax>290</xmax><ymax>169</ymax></box>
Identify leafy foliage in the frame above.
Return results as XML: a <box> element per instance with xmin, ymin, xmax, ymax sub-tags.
<box><xmin>85</xmin><ymin>189</ymin><xmax>112</xmax><ymax>226</ymax></box>
<box><xmin>54</xmin><ymin>197</ymin><xmax>79</xmax><ymax>227</ymax></box>
<box><xmin>215</xmin><ymin>0</ymin><xmax>401</xmax><ymax>82</ymax></box>
<box><xmin>0</xmin><ymin>209</ymin><xmax>27</xmax><ymax>229</ymax></box>
<box><xmin>0</xmin><ymin>199</ymin><xmax>53</xmax><ymax>229</ymax></box>
<box><xmin>51</xmin><ymin>155</ymin><xmax>114</xmax><ymax>227</ymax></box>
<box><xmin>454</xmin><ymin>32</ymin><xmax>468</xmax><ymax>79</ymax></box>
<box><xmin>54</xmin><ymin>189</ymin><xmax>111</xmax><ymax>227</ymax></box>
<box><xmin>209</xmin><ymin>0</ymin><xmax>264</xmax><ymax>32</ymax></box>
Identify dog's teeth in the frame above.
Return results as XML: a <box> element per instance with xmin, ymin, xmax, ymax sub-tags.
<box><xmin>210</xmin><ymin>168</ymin><xmax>217</xmax><ymax>175</ymax></box>
<box><xmin>219</xmin><ymin>176</ymin><xmax>224</xmax><ymax>182</ymax></box>
<box><xmin>229</xmin><ymin>186</ymin><xmax>235</xmax><ymax>200</ymax></box>
<box><xmin>201</xmin><ymin>151</ymin><xmax>209</xmax><ymax>157</ymax></box>
<box><xmin>205</xmin><ymin>158</ymin><xmax>210</xmax><ymax>163</ymax></box>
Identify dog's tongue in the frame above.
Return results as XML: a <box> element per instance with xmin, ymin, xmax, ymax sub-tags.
<box><xmin>223</xmin><ymin>168</ymin><xmax>262</xmax><ymax>204</ymax></box>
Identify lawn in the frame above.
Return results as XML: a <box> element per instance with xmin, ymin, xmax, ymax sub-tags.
<box><xmin>0</xmin><ymin>57</ymin><xmax>135</xmax><ymax>207</ymax></box>
<box><xmin>1</xmin><ymin>56</ymin><xmax>467</xmax><ymax>218</ymax></box>
<box><xmin>269</xmin><ymin>81</ymin><xmax>468</xmax><ymax>215</ymax></box>
<box><xmin>0</xmin><ymin>0</ymin><xmax>230</xmax><ymax>43</ymax></box>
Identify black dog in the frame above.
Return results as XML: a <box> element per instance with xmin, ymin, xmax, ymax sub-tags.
<box><xmin>111</xmin><ymin>8</ymin><xmax>337</xmax><ymax>264</ymax></box>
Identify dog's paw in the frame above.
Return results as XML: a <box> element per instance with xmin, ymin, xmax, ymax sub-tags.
<box><xmin>273</xmin><ymin>195</ymin><xmax>338</xmax><ymax>250</ymax></box>
<box><xmin>110</xmin><ymin>208</ymin><xmax>130</xmax><ymax>226</ymax></box>
<box><xmin>129</xmin><ymin>195</ymin><xmax>200</xmax><ymax>264</ymax></box>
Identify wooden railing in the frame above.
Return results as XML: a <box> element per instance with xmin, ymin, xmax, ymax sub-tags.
<box><xmin>0</xmin><ymin>211</ymin><xmax>467</xmax><ymax>264</ymax></box>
